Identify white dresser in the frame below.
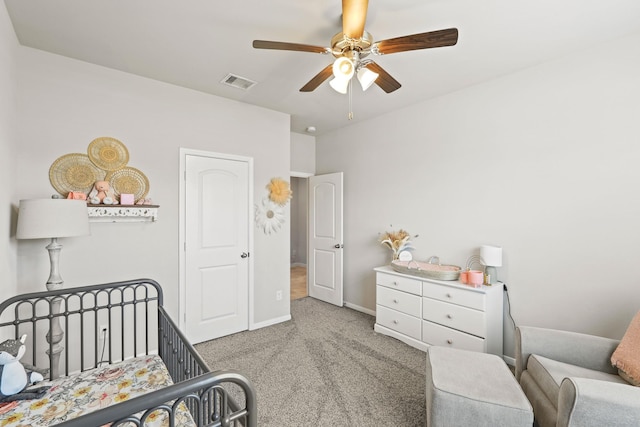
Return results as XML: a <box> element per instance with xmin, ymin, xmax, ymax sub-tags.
<box><xmin>374</xmin><ymin>265</ymin><xmax>504</xmax><ymax>356</ymax></box>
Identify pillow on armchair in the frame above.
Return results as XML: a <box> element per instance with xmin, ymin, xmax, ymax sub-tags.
<box><xmin>611</xmin><ymin>311</ymin><xmax>640</xmax><ymax>386</ymax></box>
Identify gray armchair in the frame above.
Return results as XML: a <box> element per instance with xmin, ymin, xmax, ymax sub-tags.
<box><xmin>515</xmin><ymin>326</ymin><xmax>640</xmax><ymax>427</ymax></box>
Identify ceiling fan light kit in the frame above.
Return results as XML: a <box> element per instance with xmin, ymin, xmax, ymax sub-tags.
<box><xmin>329</xmin><ymin>76</ymin><xmax>351</xmax><ymax>94</ymax></box>
<box><xmin>253</xmin><ymin>0</ymin><xmax>458</xmax><ymax>116</ymax></box>
<box><xmin>332</xmin><ymin>56</ymin><xmax>355</xmax><ymax>80</ymax></box>
<box><xmin>356</xmin><ymin>66</ymin><xmax>379</xmax><ymax>91</ymax></box>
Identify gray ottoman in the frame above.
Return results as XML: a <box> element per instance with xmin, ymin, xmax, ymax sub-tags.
<box><xmin>426</xmin><ymin>346</ymin><xmax>533</xmax><ymax>427</ymax></box>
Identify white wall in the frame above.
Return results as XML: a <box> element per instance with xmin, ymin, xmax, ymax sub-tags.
<box><xmin>0</xmin><ymin>2</ymin><xmax>18</xmax><ymax>301</ymax></box>
<box><xmin>14</xmin><ymin>47</ymin><xmax>291</xmax><ymax>326</ymax></box>
<box><xmin>289</xmin><ymin>132</ymin><xmax>314</xmax><ymax>265</ymax></box>
<box><xmin>290</xmin><ymin>177</ymin><xmax>308</xmax><ymax>265</ymax></box>
<box><xmin>317</xmin><ymin>31</ymin><xmax>640</xmax><ymax>357</ymax></box>
<box><xmin>291</xmin><ymin>132</ymin><xmax>315</xmax><ymax>175</ymax></box>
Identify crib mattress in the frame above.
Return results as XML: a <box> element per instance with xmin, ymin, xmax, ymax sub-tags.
<box><xmin>0</xmin><ymin>355</ymin><xmax>195</xmax><ymax>427</ymax></box>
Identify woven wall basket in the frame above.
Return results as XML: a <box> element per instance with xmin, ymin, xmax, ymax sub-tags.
<box><xmin>49</xmin><ymin>153</ymin><xmax>107</xmax><ymax>196</ymax></box>
<box><xmin>88</xmin><ymin>137</ymin><xmax>129</xmax><ymax>171</ymax></box>
<box><xmin>109</xmin><ymin>167</ymin><xmax>149</xmax><ymax>202</ymax></box>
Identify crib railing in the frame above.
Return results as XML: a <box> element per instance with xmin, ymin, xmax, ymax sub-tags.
<box><xmin>55</xmin><ymin>370</ymin><xmax>256</xmax><ymax>427</ymax></box>
<box><xmin>0</xmin><ymin>278</ymin><xmax>163</xmax><ymax>377</ymax></box>
<box><xmin>0</xmin><ymin>279</ymin><xmax>256</xmax><ymax>427</ymax></box>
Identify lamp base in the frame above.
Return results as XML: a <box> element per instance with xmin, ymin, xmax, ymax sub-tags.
<box><xmin>484</xmin><ymin>266</ymin><xmax>498</xmax><ymax>285</ymax></box>
<box><xmin>45</xmin><ymin>237</ymin><xmax>65</xmax><ymax>379</ymax></box>
<box><xmin>45</xmin><ymin>238</ymin><xmax>64</xmax><ymax>291</ymax></box>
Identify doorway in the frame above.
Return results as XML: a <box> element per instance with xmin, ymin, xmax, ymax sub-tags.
<box><xmin>290</xmin><ymin>176</ymin><xmax>308</xmax><ymax>300</ymax></box>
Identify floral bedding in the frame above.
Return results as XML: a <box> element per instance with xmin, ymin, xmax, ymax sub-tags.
<box><xmin>0</xmin><ymin>355</ymin><xmax>195</xmax><ymax>427</ymax></box>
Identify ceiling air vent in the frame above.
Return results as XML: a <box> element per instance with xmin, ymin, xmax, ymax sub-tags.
<box><xmin>220</xmin><ymin>73</ymin><xmax>257</xmax><ymax>90</ymax></box>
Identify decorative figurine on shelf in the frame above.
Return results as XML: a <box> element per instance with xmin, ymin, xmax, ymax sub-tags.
<box><xmin>88</xmin><ymin>180</ymin><xmax>118</xmax><ymax>205</ymax></box>
<box><xmin>66</xmin><ymin>191</ymin><xmax>87</xmax><ymax>200</ymax></box>
<box><xmin>136</xmin><ymin>197</ymin><xmax>153</xmax><ymax>205</ymax></box>
<box><xmin>0</xmin><ymin>335</ymin><xmax>50</xmax><ymax>402</ymax></box>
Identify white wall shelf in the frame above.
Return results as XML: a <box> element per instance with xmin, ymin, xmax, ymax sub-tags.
<box><xmin>87</xmin><ymin>205</ymin><xmax>159</xmax><ymax>223</ymax></box>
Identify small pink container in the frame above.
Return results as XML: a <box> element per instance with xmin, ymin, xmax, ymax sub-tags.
<box><xmin>459</xmin><ymin>271</ymin><xmax>469</xmax><ymax>284</ymax></box>
<box><xmin>468</xmin><ymin>270</ymin><xmax>484</xmax><ymax>287</ymax></box>
<box><xmin>120</xmin><ymin>193</ymin><xmax>135</xmax><ymax>205</ymax></box>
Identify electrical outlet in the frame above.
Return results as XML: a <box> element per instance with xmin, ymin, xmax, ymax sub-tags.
<box><xmin>276</xmin><ymin>290</ymin><xmax>283</xmax><ymax>301</ymax></box>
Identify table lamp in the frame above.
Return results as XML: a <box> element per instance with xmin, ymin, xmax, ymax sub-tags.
<box><xmin>16</xmin><ymin>197</ymin><xmax>90</xmax><ymax>378</ymax></box>
<box><xmin>480</xmin><ymin>245</ymin><xmax>502</xmax><ymax>285</ymax></box>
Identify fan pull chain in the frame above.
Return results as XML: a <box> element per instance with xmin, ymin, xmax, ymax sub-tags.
<box><xmin>348</xmin><ymin>78</ymin><xmax>354</xmax><ymax>120</ymax></box>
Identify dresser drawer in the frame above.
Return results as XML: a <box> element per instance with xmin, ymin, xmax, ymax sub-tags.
<box><xmin>422</xmin><ymin>320</ymin><xmax>485</xmax><ymax>353</ymax></box>
<box><xmin>377</xmin><ymin>285</ymin><xmax>421</xmax><ymax>317</ymax></box>
<box><xmin>377</xmin><ymin>272</ymin><xmax>422</xmax><ymax>296</ymax></box>
<box><xmin>422</xmin><ymin>282</ymin><xmax>485</xmax><ymax>311</ymax></box>
<box><xmin>376</xmin><ymin>305</ymin><xmax>422</xmax><ymax>340</ymax></box>
<box><xmin>422</xmin><ymin>297</ymin><xmax>486</xmax><ymax>338</ymax></box>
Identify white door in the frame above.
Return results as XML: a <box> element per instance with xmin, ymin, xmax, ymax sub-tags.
<box><xmin>184</xmin><ymin>154</ymin><xmax>250</xmax><ymax>344</ymax></box>
<box><xmin>308</xmin><ymin>172</ymin><xmax>343</xmax><ymax>306</ymax></box>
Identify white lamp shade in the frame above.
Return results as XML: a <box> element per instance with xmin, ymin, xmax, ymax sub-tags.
<box><xmin>480</xmin><ymin>245</ymin><xmax>503</xmax><ymax>267</ymax></box>
<box><xmin>357</xmin><ymin>67</ymin><xmax>379</xmax><ymax>91</ymax></box>
<box><xmin>16</xmin><ymin>199</ymin><xmax>90</xmax><ymax>240</ymax></box>
<box><xmin>329</xmin><ymin>77</ymin><xmax>350</xmax><ymax>94</ymax></box>
<box><xmin>332</xmin><ymin>57</ymin><xmax>355</xmax><ymax>79</ymax></box>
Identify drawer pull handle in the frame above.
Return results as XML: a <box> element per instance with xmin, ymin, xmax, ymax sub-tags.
<box><xmin>446</xmin><ymin>293</ymin><xmax>452</xmax><ymax>298</ymax></box>
<box><xmin>447</xmin><ymin>339</ymin><xmax>453</xmax><ymax>345</ymax></box>
<box><xmin>393</xmin><ymin>299</ymin><xmax>399</xmax><ymax>303</ymax></box>
<box><xmin>393</xmin><ymin>281</ymin><xmax>398</xmax><ymax>286</ymax></box>
<box><xmin>393</xmin><ymin>320</ymin><xmax>399</xmax><ymax>324</ymax></box>
<box><xmin>446</xmin><ymin>314</ymin><xmax>453</xmax><ymax>319</ymax></box>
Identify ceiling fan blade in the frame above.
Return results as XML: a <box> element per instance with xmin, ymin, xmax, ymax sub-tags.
<box><xmin>374</xmin><ymin>28</ymin><xmax>458</xmax><ymax>55</ymax></box>
<box><xmin>300</xmin><ymin>64</ymin><xmax>334</xmax><ymax>92</ymax></box>
<box><xmin>253</xmin><ymin>40</ymin><xmax>328</xmax><ymax>54</ymax></box>
<box><xmin>342</xmin><ymin>0</ymin><xmax>369</xmax><ymax>39</ymax></box>
<box><xmin>364</xmin><ymin>62</ymin><xmax>401</xmax><ymax>93</ymax></box>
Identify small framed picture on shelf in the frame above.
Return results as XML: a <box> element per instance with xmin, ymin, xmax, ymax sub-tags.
<box><xmin>120</xmin><ymin>193</ymin><xmax>135</xmax><ymax>205</ymax></box>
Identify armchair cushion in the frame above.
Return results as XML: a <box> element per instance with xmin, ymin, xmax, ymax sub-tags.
<box><xmin>527</xmin><ymin>354</ymin><xmax>628</xmax><ymax>408</ymax></box>
<box><xmin>611</xmin><ymin>311</ymin><xmax>640</xmax><ymax>386</ymax></box>
<box><xmin>557</xmin><ymin>377</ymin><xmax>640</xmax><ymax>427</ymax></box>
<box><xmin>515</xmin><ymin>326</ymin><xmax>619</xmax><ymax>381</ymax></box>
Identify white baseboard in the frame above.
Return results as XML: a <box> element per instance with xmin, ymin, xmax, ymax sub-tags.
<box><xmin>291</xmin><ymin>262</ymin><xmax>307</xmax><ymax>268</ymax></box>
<box><xmin>250</xmin><ymin>314</ymin><xmax>291</xmax><ymax>331</ymax></box>
<box><xmin>374</xmin><ymin>323</ymin><xmax>430</xmax><ymax>352</ymax></box>
<box><xmin>344</xmin><ymin>302</ymin><xmax>376</xmax><ymax>317</ymax></box>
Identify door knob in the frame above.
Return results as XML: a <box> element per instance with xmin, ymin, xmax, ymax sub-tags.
<box><xmin>334</xmin><ymin>244</ymin><xmax>344</xmax><ymax>249</ymax></box>
<box><xmin>240</xmin><ymin>252</ymin><xmax>249</xmax><ymax>258</ymax></box>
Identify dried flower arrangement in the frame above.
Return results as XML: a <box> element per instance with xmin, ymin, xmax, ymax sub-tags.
<box><xmin>267</xmin><ymin>178</ymin><xmax>292</xmax><ymax>206</ymax></box>
<box><xmin>379</xmin><ymin>228</ymin><xmax>417</xmax><ymax>260</ymax></box>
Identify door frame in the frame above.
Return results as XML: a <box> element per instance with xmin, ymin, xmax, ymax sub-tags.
<box><xmin>290</xmin><ymin>172</ymin><xmax>313</xmax><ymax>297</ymax></box>
<box><xmin>179</xmin><ymin>148</ymin><xmax>255</xmax><ymax>332</ymax></box>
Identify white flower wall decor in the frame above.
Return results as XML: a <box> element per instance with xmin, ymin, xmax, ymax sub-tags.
<box><xmin>255</xmin><ymin>197</ymin><xmax>285</xmax><ymax>235</ymax></box>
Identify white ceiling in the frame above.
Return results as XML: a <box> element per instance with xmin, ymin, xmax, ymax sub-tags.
<box><xmin>5</xmin><ymin>0</ymin><xmax>640</xmax><ymax>136</ymax></box>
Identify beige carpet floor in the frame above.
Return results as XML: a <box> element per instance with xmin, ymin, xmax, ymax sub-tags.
<box><xmin>195</xmin><ymin>297</ymin><xmax>426</xmax><ymax>426</ymax></box>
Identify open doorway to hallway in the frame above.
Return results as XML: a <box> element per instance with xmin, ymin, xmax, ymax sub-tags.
<box><xmin>290</xmin><ymin>176</ymin><xmax>308</xmax><ymax>300</ymax></box>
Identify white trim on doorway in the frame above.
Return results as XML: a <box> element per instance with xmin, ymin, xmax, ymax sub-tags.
<box><xmin>179</xmin><ymin>148</ymin><xmax>255</xmax><ymax>332</ymax></box>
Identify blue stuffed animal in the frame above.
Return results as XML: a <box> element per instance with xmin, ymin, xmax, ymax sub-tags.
<box><xmin>0</xmin><ymin>334</ymin><xmax>50</xmax><ymax>402</ymax></box>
